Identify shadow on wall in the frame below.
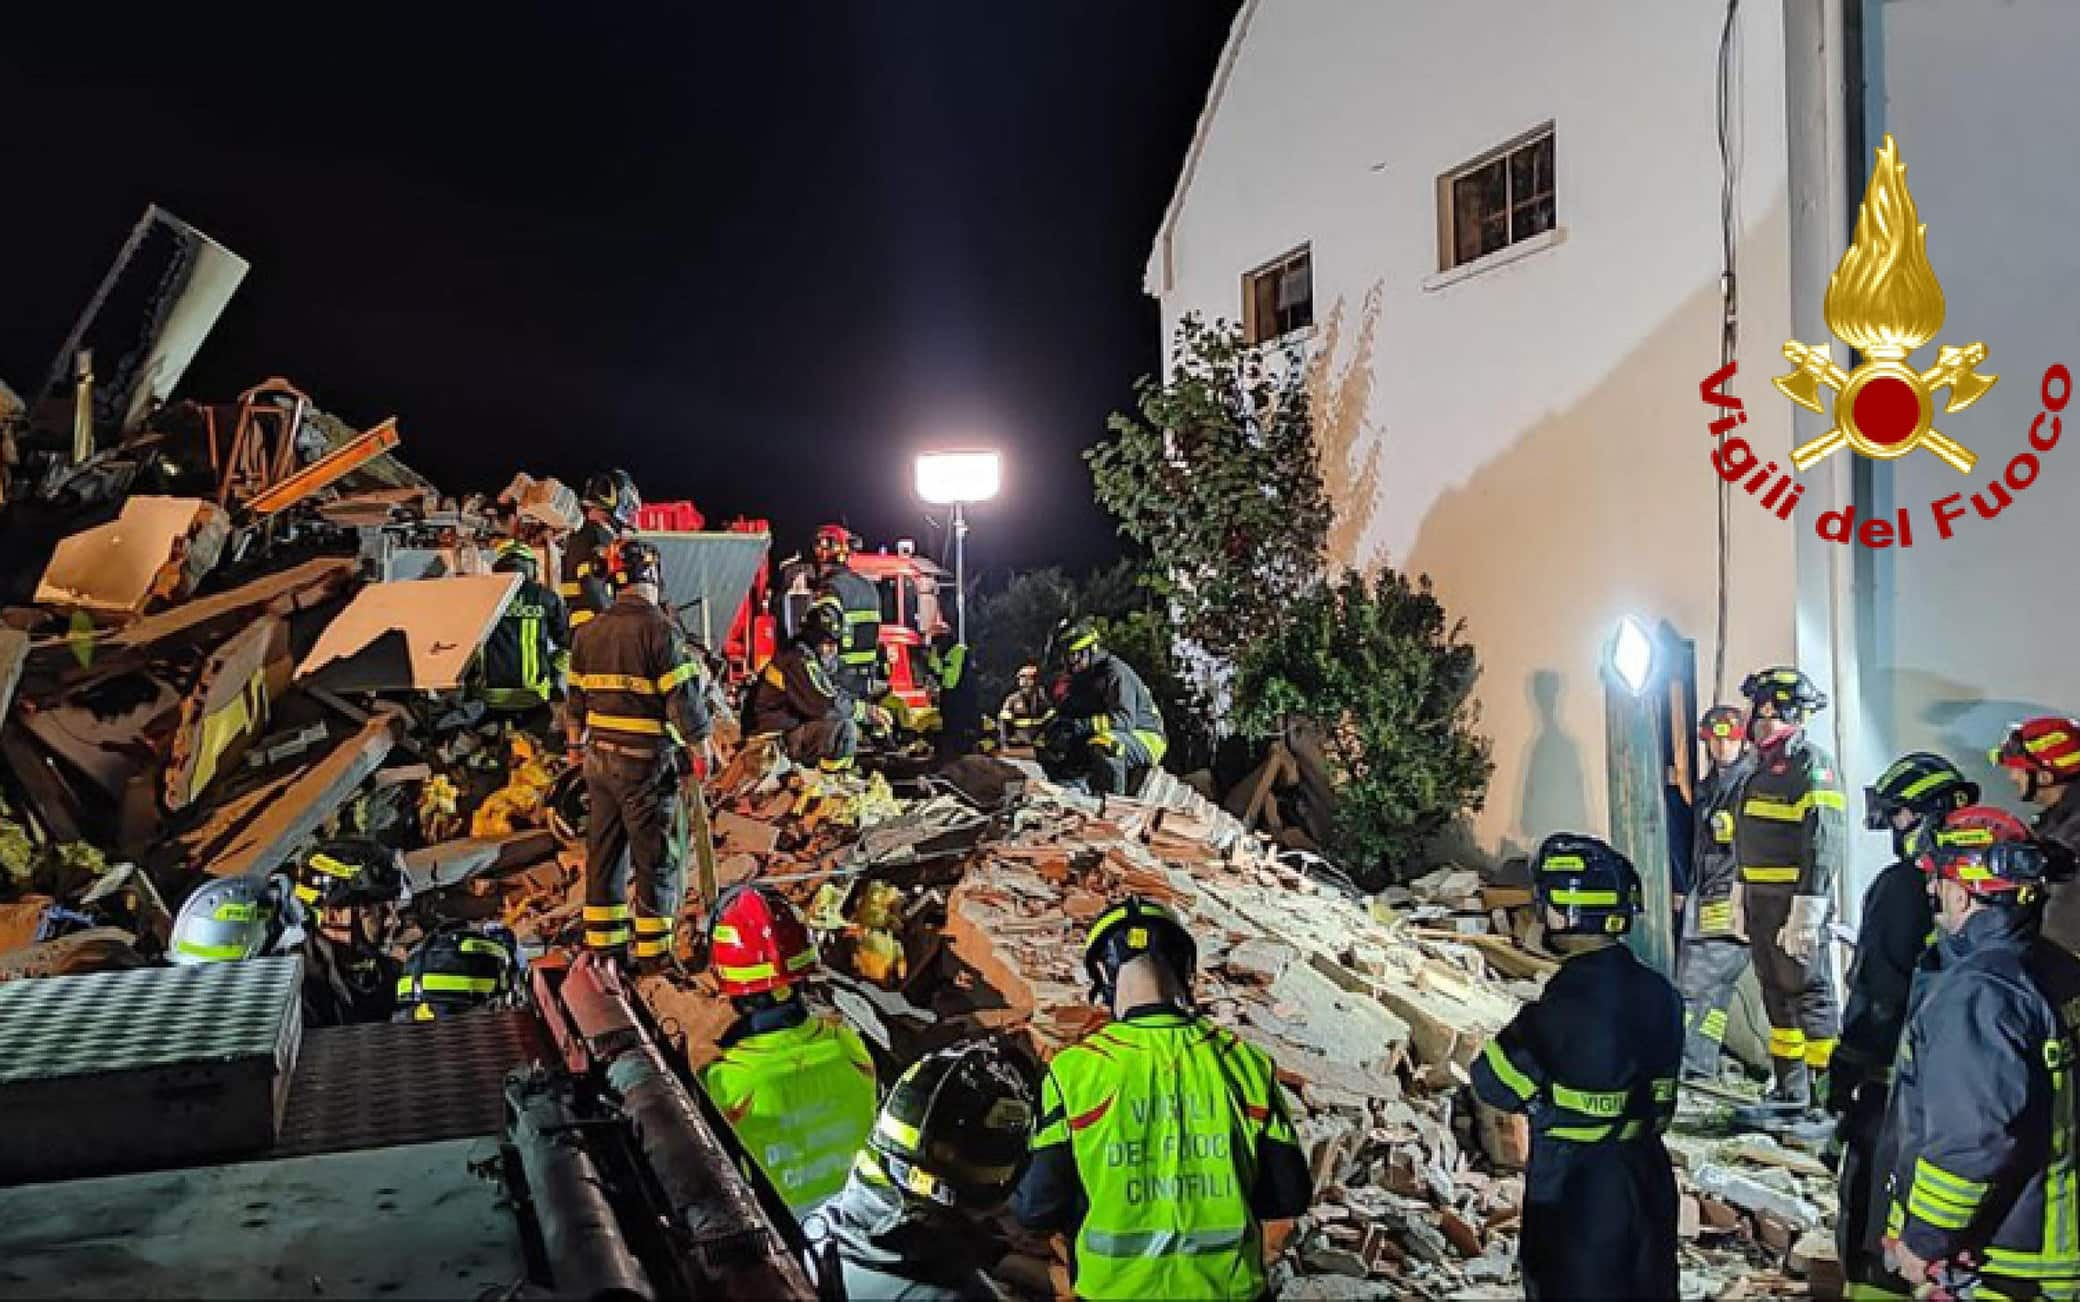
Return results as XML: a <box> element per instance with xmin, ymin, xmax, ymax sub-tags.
<box><xmin>1875</xmin><ymin>665</ymin><xmax>2057</xmax><ymax>818</ymax></box>
<box><xmin>1520</xmin><ymin>669</ymin><xmax>1590</xmax><ymax>849</ymax></box>
<box><xmin>1393</xmin><ymin>195</ymin><xmax>1795</xmax><ymax>853</ymax></box>
<box><xmin>1307</xmin><ymin>283</ymin><xmax>1386</xmax><ymax>571</ymax></box>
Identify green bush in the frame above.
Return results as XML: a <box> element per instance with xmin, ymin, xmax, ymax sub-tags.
<box><xmin>1233</xmin><ymin>569</ymin><xmax>1493</xmax><ymax>884</ymax></box>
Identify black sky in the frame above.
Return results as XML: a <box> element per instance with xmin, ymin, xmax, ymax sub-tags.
<box><xmin>0</xmin><ymin>4</ymin><xmax>1237</xmax><ymax>578</ymax></box>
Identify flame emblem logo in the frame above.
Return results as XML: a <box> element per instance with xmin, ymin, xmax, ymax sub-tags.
<box><xmin>1775</xmin><ymin>135</ymin><xmax>1995</xmax><ymax>473</ymax></box>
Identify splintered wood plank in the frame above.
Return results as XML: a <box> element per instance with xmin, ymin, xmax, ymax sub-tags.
<box><xmin>190</xmin><ymin>716</ymin><xmax>399</xmax><ymax>879</ymax></box>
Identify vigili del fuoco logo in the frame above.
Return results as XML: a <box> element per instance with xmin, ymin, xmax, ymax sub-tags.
<box><xmin>1698</xmin><ymin>134</ymin><xmax>2069</xmax><ymax>549</ymax></box>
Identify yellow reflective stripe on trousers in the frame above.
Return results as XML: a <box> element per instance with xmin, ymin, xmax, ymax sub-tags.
<box><xmin>1700</xmin><ymin>1008</ymin><xmax>1729</xmax><ymax>1041</ymax></box>
<box><xmin>587</xmin><ymin>712</ymin><xmax>665</xmax><ymax>736</ymax></box>
<box><xmin>1768</xmin><ymin>1027</ymin><xmax>1807</xmax><ymax>1058</ymax></box>
<box><xmin>585</xmin><ymin>904</ymin><xmax>631</xmax><ymax>921</ymax></box>
<box><xmin>573</xmin><ymin>673</ymin><xmax>657</xmax><ymax>694</ymax></box>
<box><xmin>1805</xmin><ymin>1036</ymin><xmax>1838</xmax><ymax>1068</ymax></box>
<box><xmin>1743</xmin><ymin>865</ymin><xmax>1801</xmax><ymax>883</ymax></box>
<box><xmin>1481</xmin><ymin>1039</ymin><xmax>1537</xmax><ymax>1101</ymax></box>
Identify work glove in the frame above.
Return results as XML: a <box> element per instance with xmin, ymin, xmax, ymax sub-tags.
<box><xmin>1777</xmin><ymin>893</ymin><xmax>1830</xmax><ymax>963</ymax></box>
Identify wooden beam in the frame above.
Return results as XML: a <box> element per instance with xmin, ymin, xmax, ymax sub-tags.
<box><xmin>186</xmin><ymin>715</ymin><xmax>398</xmax><ymax>879</ymax></box>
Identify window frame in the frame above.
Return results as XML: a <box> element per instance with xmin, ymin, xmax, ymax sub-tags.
<box><xmin>1436</xmin><ymin>124</ymin><xmax>1557</xmax><ymax>272</ymax></box>
<box><xmin>1240</xmin><ymin>245</ymin><xmax>1315</xmax><ymax>346</ymax></box>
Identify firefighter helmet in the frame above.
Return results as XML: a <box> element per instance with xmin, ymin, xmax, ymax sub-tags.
<box><xmin>583</xmin><ymin>469</ymin><xmax>641</xmax><ymax>529</ymax></box>
<box><xmin>1697</xmin><ymin>705</ymin><xmax>1746</xmax><ymax>744</ymax></box>
<box><xmin>395</xmin><ymin>923</ymin><xmax>523</xmax><ymax>1021</ymax></box>
<box><xmin>862</xmin><ymin>1038</ymin><xmax>1034</xmax><ymax>1211</ymax></box>
<box><xmin>813</xmin><ymin>524</ymin><xmax>855</xmax><ymax>566</ymax></box>
<box><xmin>1533</xmin><ymin>833</ymin><xmax>1642</xmax><ymax>937</ymax></box>
<box><xmin>1055</xmin><ymin>617</ymin><xmax>1101</xmax><ymax>668</ymax></box>
<box><xmin>170</xmin><ymin>876</ymin><xmax>281</xmax><ymax>965</ymax></box>
<box><xmin>1916</xmin><ymin>806</ymin><xmax>2058</xmax><ymax>904</ymax></box>
<box><xmin>1991</xmin><ymin>716</ymin><xmax>2080</xmax><ymax>791</ymax></box>
<box><xmin>546</xmin><ymin>767</ymin><xmax>588</xmax><ymax>848</ymax></box>
<box><xmin>492</xmin><ymin>538</ymin><xmax>538</xmax><ymax>580</ymax></box>
<box><xmin>609</xmin><ymin>538</ymin><xmax>662</xmax><ymax>589</ymax></box>
<box><xmin>289</xmin><ymin>838</ymin><xmax>407</xmax><ymax>912</ymax></box>
<box><xmin>1739</xmin><ymin>666</ymin><xmax>1827</xmax><ymax>725</ymax></box>
<box><xmin>709</xmin><ymin>885</ymin><xmax>819</xmax><ymax>997</ymax></box>
<box><xmin>1865</xmin><ymin>753</ymin><xmax>1979</xmax><ymax>838</ymax></box>
<box><xmin>797</xmin><ymin>601</ymin><xmax>844</xmax><ymax>649</ymax></box>
<box><xmin>1017</xmin><ymin>663</ymin><xmax>1039</xmax><ymax>688</ymax></box>
<box><xmin>1083</xmin><ymin>895</ymin><xmax>1196</xmax><ymax>1006</ymax></box>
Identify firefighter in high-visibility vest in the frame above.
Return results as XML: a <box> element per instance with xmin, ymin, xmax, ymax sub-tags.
<box><xmin>1039</xmin><ymin>620</ymin><xmax>1167</xmax><ymax>797</ymax></box>
<box><xmin>1012</xmin><ymin>896</ymin><xmax>1312</xmax><ymax>1300</ymax></box>
<box><xmin>479</xmin><ymin>539</ymin><xmax>570</xmax><ymax>723</ymax></box>
<box><xmin>1677</xmin><ymin>705</ymin><xmax>1755</xmax><ymax>1080</ymax></box>
<box><xmin>1470</xmin><ymin>833</ymin><xmax>1682</xmax><ymax>1300</ymax></box>
<box><xmin>1992</xmin><ymin>715</ymin><xmax>2080</xmax><ymax>955</ymax></box>
<box><xmin>1831</xmin><ymin>759</ymin><xmax>1976</xmax><ymax>1298</ymax></box>
<box><xmin>559</xmin><ymin>468</ymin><xmax>639</xmax><ymax>629</ymax></box>
<box><xmin>1730</xmin><ymin>665</ymin><xmax>1847</xmax><ymax>1112</ymax></box>
<box><xmin>564</xmin><ymin>538</ymin><xmax>709</xmax><ymax>968</ymax></box>
<box><xmin>1873</xmin><ymin>808</ymin><xmax>2080</xmax><ymax>1297</ymax></box>
<box><xmin>702</xmin><ymin>885</ymin><xmax>879</xmax><ymax>1219</ymax></box>
<box><xmin>810</xmin><ymin>524</ymin><xmax>883</xmax><ymax>702</ymax></box>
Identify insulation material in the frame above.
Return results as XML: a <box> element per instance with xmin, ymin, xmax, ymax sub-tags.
<box><xmin>34</xmin><ymin>496</ymin><xmax>228</xmax><ymax>615</ymax></box>
<box><xmin>296</xmin><ymin>573</ymin><xmax>519</xmax><ymax>692</ymax></box>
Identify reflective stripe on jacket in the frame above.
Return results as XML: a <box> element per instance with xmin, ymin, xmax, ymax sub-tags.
<box><xmin>566</xmin><ymin>592</ymin><xmax>710</xmax><ymax>747</ymax></box>
<box><xmin>480</xmin><ymin>577</ymin><xmax>570</xmax><ymax>709</ymax></box>
<box><xmin>1690</xmin><ymin>755</ymin><xmax>1753</xmax><ymax>934</ymax></box>
<box><xmin>747</xmin><ymin>643</ymin><xmax>851</xmax><ymax>735</ymax></box>
<box><xmin>558</xmin><ymin>520</ymin><xmax>617</xmax><ymax>626</ymax></box>
<box><xmin>814</xmin><ymin>566</ymin><xmax>883</xmax><ymax>670</ymax></box>
<box><xmin>1732</xmin><ymin>731</ymin><xmax>1845</xmax><ymax>894</ymax></box>
<box><xmin>1027</xmin><ymin>1009</ymin><xmax>1296</xmax><ymax>1301</ymax></box>
<box><xmin>1879</xmin><ymin>906</ymin><xmax>2080</xmax><ymax>1291</ymax></box>
<box><xmin>703</xmin><ymin>1015</ymin><xmax>878</xmax><ymax>1214</ymax></box>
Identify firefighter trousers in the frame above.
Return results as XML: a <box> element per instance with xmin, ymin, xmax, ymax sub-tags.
<box><xmin>1674</xmin><ymin>934</ymin><xmax>1749</xmax><ymax>1078</ymax></box>
<box><xmin>1742</xmin><ymin>883</ymin><xmax>1841</xmax><ymax>1098</ymax></box>
<box><xmin>1521</xmin><ymin>1137</ymin><xmax>1678</xmax><ymax>1301</ymax></box>
<box><xmin>1835</xmin><ymin>1083</ymin><xmax>1905</xmax><ymax>1296</ymax></box>
<box><xmin>1086</xmin><ymin>730</ymin><xmax>1157</xmax><ymax>797</ymax></box>
<box><xmin>583</xmin><ymin>745</ymin><xmax>685</xmax><ymax>963</ymax></box>
<box><xmin>783</xmin><ymin>718</ymin><xmax>859</xmax><ymax>773</ymax></box>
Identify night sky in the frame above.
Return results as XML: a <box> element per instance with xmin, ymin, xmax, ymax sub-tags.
<box><xmin>0</xmin><ymin>4</ymin><xmax>1237</xmax><ymax>579</ymax></box>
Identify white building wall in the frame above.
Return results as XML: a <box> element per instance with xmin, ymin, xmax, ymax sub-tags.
<box><xmin>1154</xmin><ymin>0</ymin><xmax>1801</xmax><ymax>859</ymax></box>
<box><xmin>1859</xmin><ymin>0</ymin><xmax>2080</xmax><ymax>829</ymax></box>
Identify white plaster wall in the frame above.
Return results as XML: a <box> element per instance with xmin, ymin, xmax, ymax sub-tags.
<box><xmin>1861</xmin><ymin>0</ymin><xmax>2080</xmax><ymax>824</ymax></box>
<box><xmin>1155</xmin><ymin>0</ymin><xmax>1801</xmax><ymax>859</ymax></box>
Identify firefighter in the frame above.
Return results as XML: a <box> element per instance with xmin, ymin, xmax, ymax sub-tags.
<box><xmin>565</xmin><ymin>537</ymin><xmax>710</xmax><ymax>968</ymax></box>
<box><xmin>1470</xmin><ymin>833</ymin><xmax>1681</xmax><ymax>1299</ymax></box>
<box><xmin>810</xmin><ymin>523</ymin><xmax>883</xmax><ymax>701</ymax></box>
<box><xmin>1039</xmin><ymin>620</ymin><xmax>1167</xmax><ymax>797</ymax></box>
<box><xmin>1012</xmin><ymin>896</ymin><xmax>1312</xmax><ymax>1300</ymax></box>
<box><xmin>287</xmin><ymin>838</ymin><xmax>408</xmax><ymax>1027</ymax></box>
<box><xmin>702</xmin><ymin>885</ymin><xmax>879</xmax><ymax>1218</ymax></box>
<box><xmin>747</xmin><ymin>604</ymin><xmax>885</xmax><ymax>772</ymax></box>
<box><xmin>479</xmin><ymin>539</ymin><xmax>571</xmax><ymax>725</ymax></box>
<box><xmin>1730</xmin><ymin>665</ymin><xmax>1846</xmax><ymax>1112</ymax></box>
<box><xmin>394</xmin><ymin>923</ymin><xmax>524</xmax><ymax>1022</ymax></box>
<box><xmin>1677</xmin><ymin>705</ymin><xmax>1756</xmax><ymax>1081</ymax></box>
<box><xmin>560</xmin><ymin>468</ymin><xmax>640</xmax><ymax>629</ymax></box>
<box><xmin>998</xmin><ymin>664</ymin><xmax>1054</xmax><ymax>749</ymax></box>
<box><xmin>1992</xmin><ymin>715</ymin><xmax>2080</xmax><ymax>955</ymax></box>
<box><xmin>812</xmin><ymin>1037</ymin><xmax>1034</xmax><ymax>1301</ymax></box>
<box><xmin>1874</xmin><ymin>807</ymin><xmax>2080</xmax><ymax>1297</ymax></box>
<box><xmin>1831</xmin><ymin>753</ymin><xmax>1978</xmax><ymax>1296</ymax></box>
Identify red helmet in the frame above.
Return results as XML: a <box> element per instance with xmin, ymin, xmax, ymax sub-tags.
<box><xmin>1992</xmin><ymin>716</ymin><xmax>2080</xmax><ymax>785</ymax></box>
<box><xmin>709</xmin><ymin>886</ymin><xmax>818</xmax><ymax>996</ymax></box>
<box><xmin>1697</xmin><ymin>705</ymin><xmax>1746</xmax><ymax>743</ymax></box>
<box><xmin>813</xmin><ymin>524</ymin><xmax>854</xmax><ymax>566</ymax></box>
<box><xmin>1916</xmin><ymin>806</ymin><xmax>2042</xmax><ymax>900</ymax></box>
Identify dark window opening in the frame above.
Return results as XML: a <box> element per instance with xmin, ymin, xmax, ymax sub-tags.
<box><xmin>1446</xmin><ymin>129</ymin><xmax>1555</xmax><ymax>269</ymax></box>
<box><xmin>1242</xmin><ymin>247</ymin><xmax>1313</xmax><ymax>344</ymax></box>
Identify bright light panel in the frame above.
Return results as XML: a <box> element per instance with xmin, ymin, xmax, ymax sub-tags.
<box><xmin>915</xmin><ymin>450</ymin><xmax>1002</xmax><ymax>505</ymax></box>
<box><xmin>1611</xmin><ymin>616</ymin><xmax>1655</xmax><ymax>696</ymax></box>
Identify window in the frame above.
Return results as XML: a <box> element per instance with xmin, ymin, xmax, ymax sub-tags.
<box><xmin>1442</xmin><ymin>127</ymin><xmax>1555</xmax><ymax>270</ymax></box>
<box><xmin>1242</xmin><ymin>246</ymin><xmax>1313</xmax><ymax>344</ymax></box>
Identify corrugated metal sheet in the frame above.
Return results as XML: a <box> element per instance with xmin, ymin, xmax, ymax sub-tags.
<box><xmin>639</xmin><ymin>530</ymin><xmax>772</xmax><ymax>650</ymax></box>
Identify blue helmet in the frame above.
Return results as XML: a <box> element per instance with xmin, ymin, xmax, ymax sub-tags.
<box><xmin>1533</xmin><ymin>833</ymin><xmax>1643</xmax><ymax>936</ymax></box>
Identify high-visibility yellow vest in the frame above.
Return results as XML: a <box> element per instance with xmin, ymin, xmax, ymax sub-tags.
<box><xmin>703</xmin><ymin>1015</ymin><xmax>878</xmax><ymax>1214</ymax></box>
<box><xmin>1034</xmin><ymin>1010</ymin><xmax>1295</xmax><ymax>1301</ymax></box>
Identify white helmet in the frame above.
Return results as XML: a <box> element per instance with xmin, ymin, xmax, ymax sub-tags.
<box><xmin>169</xmin><ymin>875</ymin><xmax>281</xmax><ymax>965</ymax></box>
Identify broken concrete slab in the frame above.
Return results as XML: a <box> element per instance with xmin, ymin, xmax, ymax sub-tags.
<box><xmin>1689</xmin><ymin>1162</ymin><xmax>1823</xmax><ymax>1230</ymax></box>
<box><xmin>42</xmin><ymin>557</ymin><xmax>356</xmax><ymax>682</ymax></box>
<box><xmin>297</xmin><ymin>573</ymin><xmax>518</xmax><ymax>693</ymax></box>
<box><xmin>34</xmin><ymin>496</ymin><xmax>228</xmax><ymax>616</ymax></box>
